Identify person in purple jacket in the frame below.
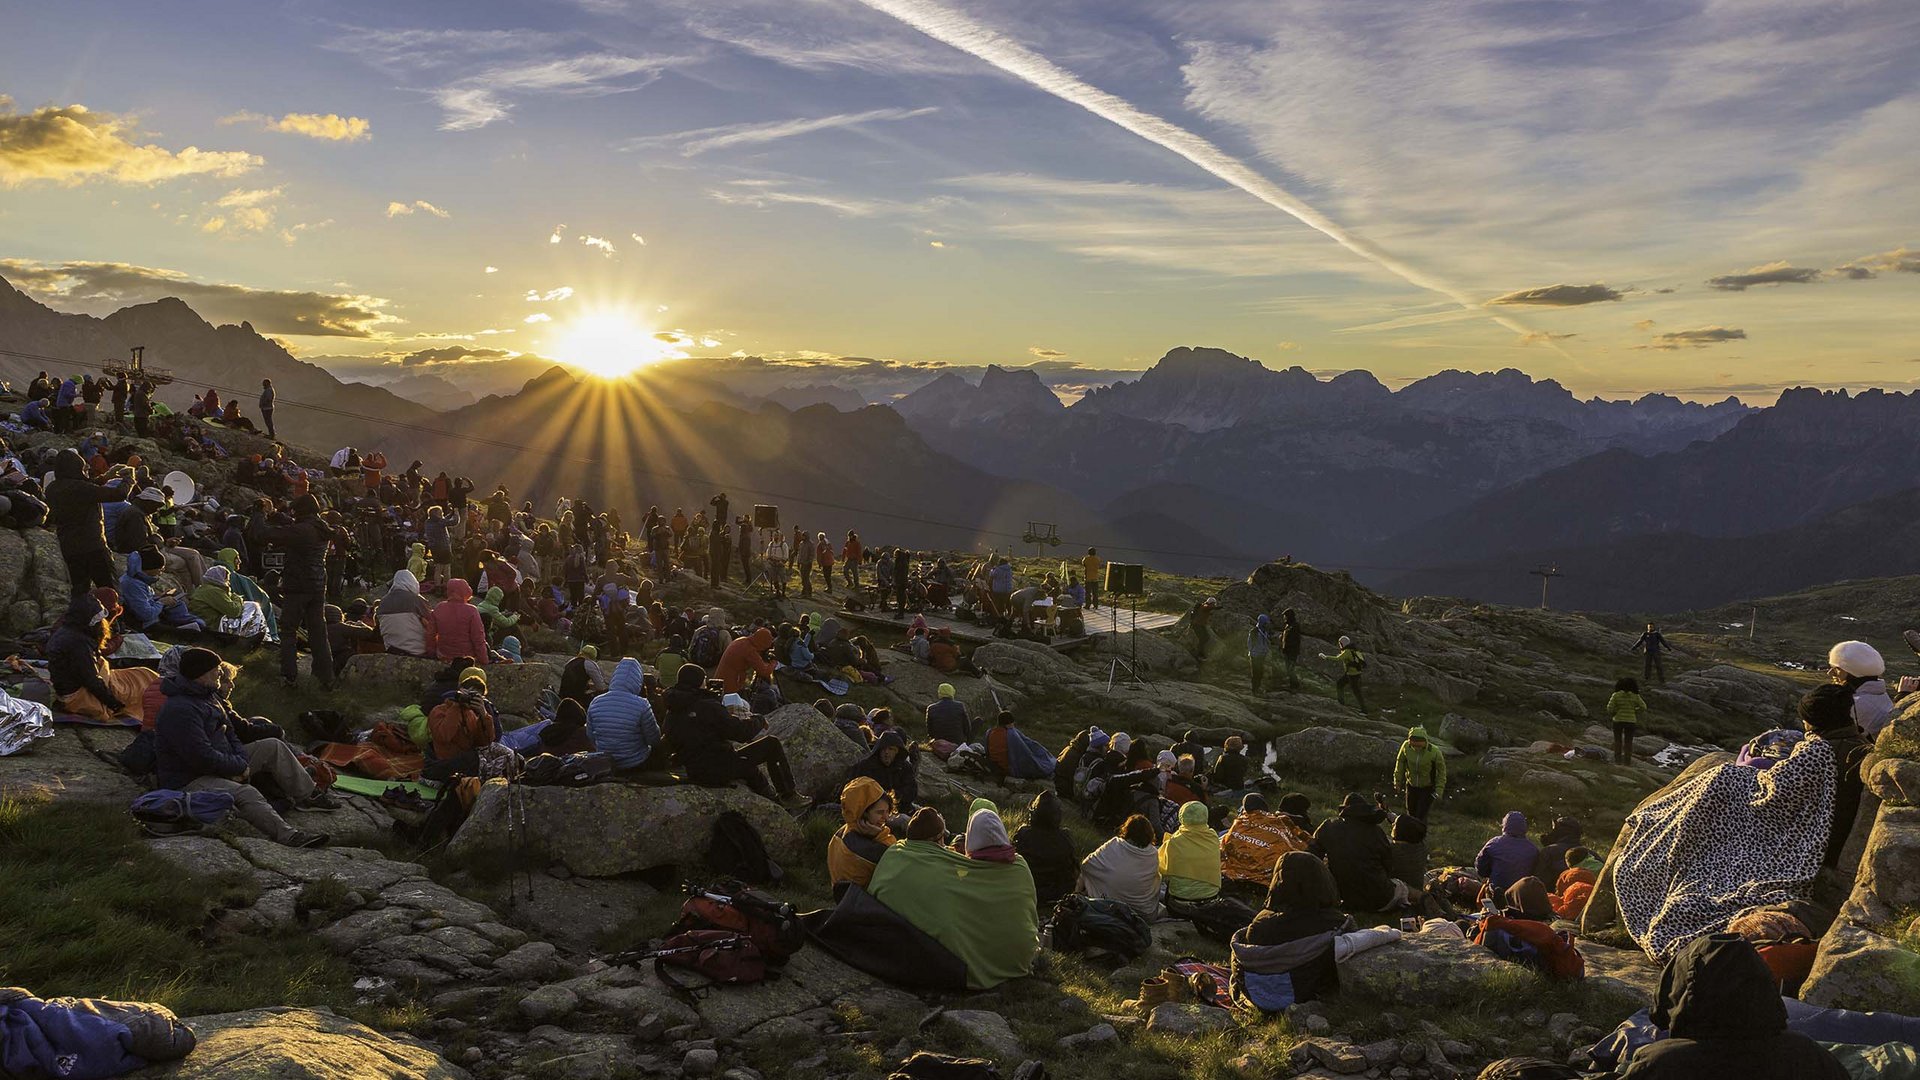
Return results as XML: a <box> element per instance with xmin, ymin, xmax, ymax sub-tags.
<box><xmin>1474</xmin><ymin>810</ymin><xmax>1540</xmax><ymax>897</ymax></box>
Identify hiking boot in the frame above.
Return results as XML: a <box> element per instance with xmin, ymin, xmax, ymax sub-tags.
<box><xmin>1904</xmin><ymin>629</ymin><xmax>1920</xmax><ymax>657</ymax></box>
<box><xmin>301</xmin><ymin>792</ymin><xmax>343</xmax><ymax>812</ymax></box>
<box><xmin>284</xmin><ymin>830</ymin><xmax>329</xmax><ymax>849</ymax></box>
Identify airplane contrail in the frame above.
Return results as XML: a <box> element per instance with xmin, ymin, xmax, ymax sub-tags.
<box><xmin>851</xmin><ymin>0</ymin><xmax>1542</xmax><ymax>343</ymax></box>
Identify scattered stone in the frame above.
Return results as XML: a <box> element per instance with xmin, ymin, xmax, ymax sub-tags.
<box><xmin>1802</xmin><ymin>921</ymin><xmax>1920</xmax><ymax>1011</ymax></box>
<box><xmin>1546</xmin><ymin>1012</ymin><xmax>1584</xmax><ymax>1047</ymax></box>
<box><xmin>683</xmin><ymin>1047</ymin><xmax>720</xmax><ymax>1076</ymax></box>
<box><xmin>1360</xmin><ymin>1038</ymin><xmax>1402</xmax><ymax>1067</ymax></box>
<box><xmin>1438</xmin><ymin>713</ymin><xmax>1489</xmax><ymax>751</ymax></box>
<box><xmin>1057</xmin><ymin>1023</ymin><xmax>1118</xmax><ymax>1050</ymax></box>
<box><xmin>517</xmin><ymin>984</ymin><xmax>579</xmax><ymax>1024</ymax></box>
<box><xmin>1269</xmin><ymin>726</ymin><xmax>1398</xmax><ymax>773</ymax></box>
<box><xmin>938</xmin><ymin>1009</ymin><xmax>1023</xmax><ymax>1060</ymax></box>
<box><xmin>763</xmin><ymin>704</ymin><xmax>870</xmax><ymax>800</ymax></box>
<box><xmin>492</xmin><ymin>941</ymin><xmax>562</xmax><ymax>982</ymax></box>
<box><xmin>1292</xmin><ymin>1038</ymin><xmax>1368</xmax><ymax>1074</ymax></box>
<box><xmin>1532</xmin><ymin>690</ymin><xmax>1588</xmax><ymax>718</ymax></box>
<box><xmin>1145</xmin><ymin>1003</ymin><xmax>1234</xmax><ymax>1036</ymax></box>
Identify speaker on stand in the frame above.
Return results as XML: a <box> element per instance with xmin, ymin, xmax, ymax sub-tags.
<box><xmin>1103</xmin><ymin>563</ymin><xmax>1148</xmax><ymax>692</ymax></box>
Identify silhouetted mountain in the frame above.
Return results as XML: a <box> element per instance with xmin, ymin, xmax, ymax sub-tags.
<box><xmin>355</xmin><ymin>373</ymin><xmax>476</xmax><ymax>412</ymax></box>
<box><xmin>0</xmin><ymin>275</ymin><xmax>434</xmax><ymax>449</ymax></box>
<box><xmin>761</xmin><ymin>384</ymin><xmax>868</xmax><ymax>412</ymax></box>
<box><xmin>894</xmin><ymin>364</ymin><xmax>1063</xmax><ymax>425</ymax></box>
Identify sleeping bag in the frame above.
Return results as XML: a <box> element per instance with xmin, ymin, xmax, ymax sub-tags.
<box><xmin>0</xmin><ymin>987</ymin><xmax>195</xmax><ymax>1079</ymax></box>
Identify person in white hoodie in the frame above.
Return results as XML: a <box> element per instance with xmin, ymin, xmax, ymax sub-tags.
<box><xmin>1828</xmin><ymin>640</ymin><xmax>1892</xmax><ymax>737</ymax></box>
<box><xmin>378</xmin><ymin>569</ymin><xmax>434</xmax><ymax>657</ymax></box>
<box><xmin>1077</xmin><ymin>813</ymin><xmax>1164</xmax><ymax>919</ymax></box>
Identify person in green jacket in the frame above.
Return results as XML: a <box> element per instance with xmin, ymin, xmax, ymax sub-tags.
<box><xmin>477</xmin><ymin>585</ymin><xmax>520</xmax><ymax>635</ymax></box>
<box><xmin>1319</xmin><ymin>635</ymin><xmax>1368</xmax><ymax>713</ymax></box>
<box><xmin>188</xmin><ymin>565</ymin><xmax>267</xmax><ymax>640</ymax></box>
<box><xmin>1392</xmin><ymin>725</ymin><xmax>1446</xmax><ymax>821</ymax></box>
<box><xmin>1607</xmin><ymin>677</ymin><xmax>1648</xmax><ymax>765</ymax></box>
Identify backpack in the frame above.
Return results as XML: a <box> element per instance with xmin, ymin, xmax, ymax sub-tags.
<box><xmin>129</xmin><ymin>789</ymin><xmax>236</xmax><ymax>836</ymax></box>
<box><xmin>1476</xmin><ymin>914</ymin><xmax>1585</xmax><ymax>980</ymax></box>
<box><xmin>1043</xmin><ymin>894</ymin><xmax>1152</xmax><ymax>960</ymax></box>
<box><xmin>689</xmin><ymin>626</ymin><xmax>726</xmax><ymax>669</ymax></box>
<box><xmin>647</xmin><ymin>929</ymin><xmax>769</xmax><ymax>1000</ymax></box>
<box><xmin>522</xmin><ymin>751</ymin><xmax>615</xmax><ymax>787</ymax></box>
<box><xmin>1179</xmin><ymin>897</ymin><xmax>1258</xmax><ymax>944</ymax></box>
<box><xmin>671</xmin><ymin>884</ymin><xmax>805</xmax><ymax>963</ymax></box>
<box><xmin>707</xmin><ymin>810</ymin><xmax>783</xmax><ymax>885</ymax></box>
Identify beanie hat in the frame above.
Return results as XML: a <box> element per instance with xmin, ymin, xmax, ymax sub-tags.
<box><xmin>1110</xmin><ymin>732</ymin><xmax>1132</xmax><ymax>755</ymax></box>
<box><xmin>578</xmin><ymin>645</ymin><xmax>598</xmax><ymax>660</ymax></box>
<box><xmin>1155</xmin><ymin>750</ymin><xmax>1178</xmax><ymax>769</ymax></box>
<box><xmin>905</xmin><ymin>807</ymin><xmax>946</xmax><ymax>842</ymax></box>
<box><xmin>1087</xmin><ymin>725</ymin><xmax>1109</xmax><ymax>750</ymax></box>
<box><xmin>459</xmin><ymin>666</ymin><xmax>487</xmax><ymax>689</ymax></box>
<box><xmin>1828</xmin><ymin>640</ymin><xmax>1885</xmax><ymax>678</ymax></box>
<box><xmin>1799</xmin><ymin>683</ymin><xmax>1857</xmax><ymax>734</ymax></box>
<box><xmin>1279</xmin><ymin>792</ymin><xmax>1311</xmax><ymax>818</ymax></box>
<box><xmin>179</xmin><ymin>647</ymin><xmax>223</xmax><ymax>680</ymax></box>
<box><xmin>937</xmin><ymin>682</ymin><xmax>955</xmax><ymax>699</ymax></box>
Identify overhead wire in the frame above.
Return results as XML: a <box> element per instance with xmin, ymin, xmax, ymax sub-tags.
<box><xmin>0</xmin><ymin>343</ymin><xmax>1445</xmax><ymax>575</ymax></box>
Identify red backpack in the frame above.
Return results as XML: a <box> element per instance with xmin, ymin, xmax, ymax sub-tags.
<box><xmin>672</xmin><ymin>884</ymin><xmax>805</xmax><ymax>963</ymax></box>
<box><xmin>649</xmin><ymin>929</ymin><xmax>768</xmax><ymax>999</ymax></box>
<box><xmin>1476</xmin><ymin>914</ymin><xmax>1585</xmax><ymax>980</ymax></box>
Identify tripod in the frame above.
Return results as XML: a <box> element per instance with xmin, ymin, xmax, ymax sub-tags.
<box><xmin>1106</xmin><ymin>591</ymin><xmax>1147</xmax><ymax>692</ymax></box>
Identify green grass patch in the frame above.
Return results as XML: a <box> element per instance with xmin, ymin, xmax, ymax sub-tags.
<box><xmin>0</xmin><ymin>793</ymin><xmax>362</xmax><ymax>1017</ymax></box>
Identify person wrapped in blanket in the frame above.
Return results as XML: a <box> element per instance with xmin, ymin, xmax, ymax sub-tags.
<box><xmin>0</xmin><ymin>987</ymin><xmax>196</xmax><ymax>1079</ymax></box>
<box><xmin>47</xmin><ymin>593</ymin><xmax>160</xmax><ymax>723</ymax></box>
<box><xmin>867</xmin><ymin>807</ymin><xmax>1038</xmax><ymax>990</ymax></box>
<box><xmin>1228</xmin><ymin>850</ymin><xmax>1402</xmax><ymax>1012</ymax></box>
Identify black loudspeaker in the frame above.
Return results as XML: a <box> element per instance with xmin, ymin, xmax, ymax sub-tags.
<box><xmin>753</xmin><ymin>504</ymin><xmax>779</xmax><ymax>529</ymax></box>
<box><xmin>1105</xmin><ymin>563</ymin><xmax>1144</xmax><ymax>596</ymax></box>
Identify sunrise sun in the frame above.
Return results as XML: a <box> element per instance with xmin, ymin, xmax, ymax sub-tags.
<box><xmin>550</xmin><ymin>310</ymin><xmax>682</xmax><ymax>378</ymax></box>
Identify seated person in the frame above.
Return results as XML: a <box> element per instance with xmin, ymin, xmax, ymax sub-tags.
<box><xmin>985</xmin><ymin>710</ymin><xmax>1016</xmax><ymax>774</ymax></box>
<box><xmin>714</xmin><ymin>626</ymin><xmax>776</xmax><ymax>695</ymax></box>
<box><xmin>476</xmin><ymin>585</ymin><xmax>520</xmax><ymax>637</ymax></box>
<box><xmin>1077</xmin><ymin>813</ymin><xmax>1164</xmax><ymax>919</ymax></box>
<box><xmin>429</xmin><ymin>579</ymin><xmax>490</xmax><ymax>664</ymax></box>
<box><xmin>1502</xmin><ymin>877</ymin><xmax>1555</xmax><ymax>922</ymax></box>
<box><xmin>377</xmin><ymin>569</ymin><xmax>433</xmax><ymax>658</ymax></box>
<box><xmin>745</xmin><ymin>671</ymin><xmax>783</xmax><ymax>716</ymax></box>
<box><xmin>828</xmin><ymin>777</ymin><xmax>897</xmax><ymax>894</ymax></box>
<box><xmin>925</xmin><ymin>683</ymin><xmax>973</xmax><ymax>745</ymax></box>
<box><xmin>1160</xmin><ymin>800</ymin><xmax>1223</xmax><ymax>907</ymax></box>
<box><xmin>1312</xmin><ymin>793</ymin><xmax>1410</xmax><ymax>912</ymax></box>
<box><xmin>905</xmin><ymin>626</ymin><xmax>931</xmax><ymax>664</ymax></box>
<box><xmin>846</xmin><ymin>729</ymin><xmax>918</xmax><ymax>811</ymax></box>
<box><xmin>154</xmin><ymin>647</ymin><xmax>327</xmax><ymax>848</ymax></box>
<box><xmin>1475</xmin><ymin>811</ymin><xmax>1540</xmax><ymax>898</ymax></box>
<box><xmin>119</xmin><ymin>549</ymin><xmax>203</xmax><ymax>633</ymax></box>
<box><xmin>189</xmin><ymin>566</ymin><xmax>268</xmax><ymax>640</ymax></box>
<box><xmin>498</xmin><ymin>635</ymin><xmax>523</xmax><ymax>663</ymax></box>
<box><xmin>215</xmin><ymin>548</ymin><xmax>277</xmax><ymax>641</ymax></box>
<box><xmin>46</xmin><ymin>594</ymin><xmax>161</xmax><ymax>722</ymax></box>
<box><xmin>427</xmin><ymin>670</ymin><xmax>501</xmax><ymax>762</ymax></box>
<box><xmin>1211</xmin><ymin>735</ymin><xmax>1252</xmax><ymax>793</ymax></box>
<box><xmin>323</xmin><ymin>604</ymin><xmax>380</xmax><ymax>677</ymax></box>
<box><xmin>1229</xmin><ymin>851</ymin><xmax>1403</xmax><ymax>1012</ymax></box>
<box><xmin>1012</xmin><ymin>790</ymin><xmax>1078</xmax><ymax>908</ymax></box>
<box><xmin>1532</xmin><ymin>817</ymin><xmax>1584</xmax><ymax>881</ymax></box>
<box><xmin>964</xmin><ymin>806</ymin><xmax>1017</xmax><ymax>863</ymax></box>
<box><xmin>663</xmin><ymin>663</ymin><xmax>796</xmax><ymax>799</ymax></box>
<box><xmin>1618</xmin><ymin>935</ymin><xmax>1847</xmax><ymax>1079</ymax></box>
<box><xmin>1221</xmin><ymin>793</ymin><xmax>1314</xmax><ymax>886</ymax></box>
<box><xmin>558</xmin><ymin>645</ymin><xmax>608</xmax><ymax>708</ymax></box>
<box><xmin>1091</xmin><ymin>743</ymin><xmax>1162</xmax><ymax>831</ymax></box>
<box><xmin>1550</xmin><ymin>847</ymin><xmax>1602</xmax><ymax>921</ymax></box>
<box><xmin>926</xmin><ymin>627</ymin><xmax>960</xmax><ymax>673</ymax></box>
<box><xmin>1163</xmin><ymin>756</ymin><xmax>1209</xmax><ymax>805</ymax></box>
<box><xmin>503</xmin><ymin>696</ymin><xmax>597</xmax><ymax>757</ymax></box>
<box><xmin>584</xmin><ymin>658</ymin><xmax>660</xmax><ymax>770</ymax></box>
<box><xmin>867</xmin><ymin>807</ymin><xmax>1039</xmax><ymax>990</ymax></box>
<box><xmin>1389</xmin><ymin>813</ymin><xmax>1429</xmax><ymax>899</ymax></box>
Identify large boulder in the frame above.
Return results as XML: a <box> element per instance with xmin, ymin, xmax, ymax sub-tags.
<box><xmin>1841</xmin><ymin>805</ymin><xmax>1920</xmax><ymax>925</ymax></box>
<box><xmin>1531</xmin><ymin>690</ymin><xmax>1588</xmax><ymax>719</ymax></box>
<box><xmin>1866</xmin><ymin>757</ymin><xmax>1920</xmax><ymax>807</ymax></box>
<box><xmin>0</xmin><ymin>727</ymin><xmax>143</xmax><ymax>805</ymax></box>
<box><xmin>970</xmin><ymin>640</ymin><xmax>1088</xmax><ymax>688</ymax></box>
<box><xmin>148</xmin><ymin>1007</ymin><xmax>468</xmax><ymax>1079</ymax></box>
<box><xmin>1651</xmin><ymin>665</ymin><xmax>1797</xmax><ymax>727</ymax></box>
<box><xmin>1341</xmin><ymin>932</ymin><xmax>1656</xmax><ymax>1012</ymax></box>
<box><xmin>1269</xmin><ymin>726</ymin><xmax>1397</xmax><ymax>775</ymax></box>
<box><xmin>1800</xmin><ymin>922</ymin><xmax>1920</xmax><ymax>1012</ymax></box>
<box><xmin>448</xmin><ymin>780</ymin><xmax>805</xmax><ymax>877</ymax></box>
<box><xmin>342</xmin><ymin>653</ymin><xmax>554</xmax><ymax>716</ymax></box>
<box><xmin>763</xmin><ymin>703</ymin><xmax>867</xmax><ymax>799</ymax></box>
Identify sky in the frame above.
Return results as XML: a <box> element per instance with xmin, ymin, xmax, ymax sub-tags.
<box><xmin>1</xmin><ymin>0</ymin><xmax>1916</xmax><ymax>402</ymax></box>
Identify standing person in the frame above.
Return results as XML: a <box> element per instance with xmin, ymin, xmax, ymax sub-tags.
<box><xmin>1607</xmin><ymin>677</ymin><xmax>1648</xmax><ymax>765</ymax></box>
<box><xmin>46</xmin><ymin>448</ymin><xmax>128</xmax><ymax>593</ymax></box>
<box><xmin>815</xmin><ymin>532</ymin><xmax>835</xmax><ymax>595</ymax></box>
<box><xmin>1278</xmin><ymin>608</ymin><xmax>1302</xmax><ymax>691</ymax></box>
<box><xmin>109</xmin><ymin>375</ymin><xmax>127</xmax><ymax>426</ymax></box>
<box><xmin>130</xmin><ymin>379</ymin><xmax>153</xmax><ymax>437</ymax></box>
<box><xmin>1631</xmin><ymin>623</ymin><xmax>1673</xmax><ymax>684</ymax></box>
<box><xmin>1392</xmin><ymin>726</ymin><xmax>1446</xmax><ymax>821</ymax></box>
<box><xmin>258</xmin><ymin>379</ymin><xmax>276</xmax><ymax>440</ymax></box>
<box><xmin>1319</xmin><ymin>635</ymin><xmax>1368</xmax><ymax>713</ymax></box>
<box><xmin>842</xmin><ymin>531</ymin><xmax>862</xmax><ymax>589</ymax></box>
<box><xmin>709</xmin><ymin>492</ymin><xmax>729</xmax><ymax>535</ymax></box>
<box><xmin>1081</xmin><ymin>547</ymin><xmax>1102</xmax><ymax>612</ymax></box>
<box><xmin>763</xmin><ymin>528</ymin><xmax>789</xmax><ymax>598</ymax></box>
<box><xmin>736</xmin><ymin>516</ymin><xmax>753</xmax><ymax>584</ymax></box>
<box><xmin>708</xmin><ymin>516</ymin><xmax>729</xmax><ymax>587</ymax></box>
<box><xmin>1190</xmin><ymin>597</ymin><xmax>1218</xmax><ymax>660</ymax></box>
<box><xmin>1248</xmin><ymin>613</ymin><xmax>1274</xmax><ymax>693</ymax></box>
<box><xmin>893</xmin><ymin>546</ymin><xmax>911</xmax><ymax>612</ymax></box>
<box><xmin>250</xmin><ymin>494</ymin><xmax>347</xmax><ymax>689</ymax></box>
<box><xmin>794</xmin><ymin>524</ymin><xmax>813</xmax><ymax>599</ymax></box>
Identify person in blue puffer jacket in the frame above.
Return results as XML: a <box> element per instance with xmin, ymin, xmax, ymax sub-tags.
<box><xmin>119</xmin><ymin>549</ymin><xmax>204</xmax><ymax>632</ymax></box>
<box><xmin>584</xmin><ymin>657</ymin><xmax>660</xmax><ymax>770</ymax></box>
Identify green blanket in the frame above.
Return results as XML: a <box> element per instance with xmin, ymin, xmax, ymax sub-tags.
<box><xmin>868</xmin><ymin>839</ymin><xmax>1038</xmax><ymax>990</ymax></box>
<box><xmin>330</xmin><ymin>774</ymin><xmax>441</xmax><ymax>800</ymax></box>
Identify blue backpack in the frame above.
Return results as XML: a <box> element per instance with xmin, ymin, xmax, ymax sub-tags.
<box><xmin>129</xmin><ymin>789</ymin><xmax>236</xmax><ymax>835</ymax></box>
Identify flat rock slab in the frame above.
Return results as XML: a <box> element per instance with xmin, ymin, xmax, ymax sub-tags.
<box><xmin>1342</xmin><ymin>928</ymin><xmax>1658</xmax><ymax>1014</ymax></box>
<box><xmin>144</xmin><ymin>1006</ymin><xmax>468</xmax><ymax>1079</ymax></box>
<box><xmin>0</xmin><ymin>727</ymin><xmax>142</xmax><ymax>805</ymax></box>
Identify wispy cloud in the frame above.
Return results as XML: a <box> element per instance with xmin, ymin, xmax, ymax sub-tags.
<box><xmin>1028</xmin><ymin>346</ymin><xmax>1065</xmax><ymax>358</ymax></box>
<box><xmin>847</xmin><ymin>0</ymin><xmax>1538</xmax><ymax>342</ymax></box>
<box><xmin>1836</xmin><ymin>246</ymin><xmax>1920</xmax><ymax>279</ymax></box>
<box><xmin>579</xmin><ymin>235</ymin><xmax>615</xmax><ymax>255</ymax></box>
<box><xmin>433</xmin><ymin>54</ymin><xmax>678</xmax><ymax>131</ymax></box>
<box><xmin>524</xmin><ymin>312</ymin><xmax>552</xmax><ymax>323</ymax></box>
<box><xmin>1486</xmin><ymin>284</ymin><xmax>1623</xmax><ymax>307</ymax></box>
<box><xmin>0</xmin><ymin>258</ymin><xmax>396</xmax><ymax>337</ymax></box>
<box><xmin>525</xmin><ymin>286</ymin><xmax>574</xmax><ymax>302</ymax></box>
<box><xmin>222</xmin><ymin>111</ymin><xmax>370</xmax><ymax>141</ymax></box>
<box><xmin>623</xmin><ymin>106</ymin><xmax>937</xmax><ymax>157</ymax></box>
<box><xmin>0</xmin><ymin>96</ymin><xmax>259</xmax><ymax>187</ymax></box>
<box><xmin>1706</xmin><ymin>261</ymin><xmax>1822</xmax><ymax>291</ymax></box>
<box><xmin>386</xmin><ymin>199</ymin><xmax>450</xmax><ymax>219</ymax></box>
<box><xmin>1636</xmin><ymin>326</ymin><xmax>1747</xmax><ymax>350</ymax></box>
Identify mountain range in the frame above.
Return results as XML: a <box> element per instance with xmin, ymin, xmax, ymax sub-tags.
<box><xmin>7</xmin><ymin>272</ymin><xmax>1918</xmax><ymax>612</ymax></box>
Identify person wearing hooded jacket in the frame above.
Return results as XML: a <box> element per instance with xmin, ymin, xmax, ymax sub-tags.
<box><xmin>1475</xmin><ymin>811</ymin><xmax>1540</xmax><ymax>897</ymax></box>
<box><xmin>1531</xmin><ymin>817</ymin><xmax>1584</xmax><ymax>881</ymax></box>
<box><xmin>1312</xmin><ymin>793</ymin><xmax>1407</xmax><ymax>912</ymax></box>
<box><xmin>46</xmin><ymin>448</ymin><xmax>127</xmax><ymax>593</ymax></box>
<box><xmin>1827</xmin><ymin>640</ymin><xmax>1893</xmax><ymax>737</ymax></box>
<box><xmin>1801</xmin><ymin>682</ymin><xmax>1872</xmax><ymax>871</ymax></box>
<box><xmin>48</xmin><ymin>594</ymin><xmax>160</xmax><ymax>722</ymax></box>
<box><xmin>1013</xmin><ymin>790</ymin><xmax>1078</xmax><ymax>907</ymax></box>
<box><xmin>1077</xmin><ymin>814</ymin><xmax>1164</xmax><ymax>919</ymax></box>
<box><xmin>249</xmin><ymin>494</ymin><xmax>347</xmax><ymax>688</ymax></box>
<box><xmin>1160</xmin><ymin>800</ymin><xmax>1224</xmax><ymax>904</ymax></box>
<box><xmin>1248</xmin><ymin>613</ymin><xmax>1275</xmax><ymax>692</ymax></box>
<box><xmin>118</xmin><ymin>549</ymin><xmax>202</xmax><ymax>632</ymax></box>
<box><xmin>429</xmin><ymin>578</ymin><xmax>489</xmax><ymax>665</ymax></box>
<box><xmin>846</xmin><ymin>729</ymin><xmax>919</xmax><ymax>811</ymax></box>
<box><xmin>1392</xmin><ymin>726</ymin><xmax>1446</xmax><ymax>822</ymax></box>
<box><xmin>378</xmin><ymin>569</ymin><xmax>434</xmax><ymax>657</ymax></box>
<box><xmin>155</xmin><ymin>647</ymin><xmax>326</xmax><ymax>848</ymax></box>
<box><xmin>663</xmin><ymin>663</ymin><xmax>797</xmax><ymax>799</ymax></box>
<box><xmin>827</xmin><ymin>776</ymin><xmax>896</xmax><ymax>893</ymax></box>
<box><xmin>714</xmin><ymin>626</ymin><xmax>775</xmax><ymax>695</ymax></box>
<box><xmin>1618</xmin><ymin>934</ymin><xmax>1847</xmax><ymax>1079</ymax></box>
<box><xmin>585</xmin><ymin>658</ymin><xmax>661</xmax><ymax>770</ymax></box>
<box><xmin>1229</xmin><ymin>851</ymin><xmax>1402</xmax><ymax>1012</ymax></box>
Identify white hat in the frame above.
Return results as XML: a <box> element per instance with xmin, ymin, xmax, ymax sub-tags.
<box><xmin>1828</xmin><ymin>641</ymin><xmax>1885</xmax><ymax>678</ymax></box>
<box><xmin>1338</xmin><ymin>635</ymin><xmax>1353</xmax><ymax>647</ymax></box>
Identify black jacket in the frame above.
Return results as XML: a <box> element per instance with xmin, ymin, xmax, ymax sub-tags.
<box><xmin>1211</xmin><ymin>749</ymin><xmax>1250</xmax><ymax>790</ymax></box>
<box><xmin>154</xmin><ymin>675</ymin><xmax>251</xmax><ymax>790</ymax></box>
<box><xmin>924</xmin><ymin>698</ymin><xmax>973</xmax><ymax>745</ymax></box>
<box><xmin>46</xmin><ymin>597</ymin><xmax>119</xmax><ymax>708</ymax></box>
<box><xmin>249</xmin><ymin>509</ymin><xmax>341</xmax><ymax>594</ymax></box>
<box><xmin>1622</xmin><ymin>935</ymin><xmax>1846</xmax><ymax>1080</ymax></box>
<box><xmin>1012</xmin><ymin>790</ymin><xmax>1078</xmax><ymax>906</ymax></box>
<box><xmin>846</xmin><ymin>730</ymin><xmax>918</xmax><ymax>809</ymax></box>
<box><xmin>1279</xmin><ymin>620</ymin><xmax>1301</xmax><ymax>659</ymax></box>
<box><xmin>663</xmin><ymin>684</ymin><xmax>758</xmax><ymax>784</ymax></box>
<box><xmin>46</xmin><ymin>449</ymin><xmax>124</xmax><ymax>555</ymax></box>
<box><xmin>1312</xmin><ymin>804</ymin><xmax>1397</xmax><ymax>911</ymax></box>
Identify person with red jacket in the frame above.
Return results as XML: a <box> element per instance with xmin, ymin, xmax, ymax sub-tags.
<box><xmin>841</xmin><ymin>530</ymin><xmax>862</xmax><ymax>589</ymax></box>
<box><xmin>815</xmin><ymin>533</ymin><xmax>835</xmax><ymax>595</ymax></box>
<box><xmin>430</xmin><ymin>578</ymin><xmax>489</xmax><ymax>664</ymax></box>
<box><xmin>715</xmin><ymin>626</ymin><xmax>776</xmax><ymax>694</ymax></box>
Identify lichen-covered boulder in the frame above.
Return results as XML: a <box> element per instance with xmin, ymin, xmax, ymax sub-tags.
<box><xmin>1269</xmin><ymin>726</ymin><xmax>1397</xmax><ymax>774</ymax></box>
<box><xmin>762</xmin><ymin>703</ymin><xmax>867</xmax><ymax>800</ymax></box>
<box><xmin>1800</xmin><ymin>922</ymin><xmax>1920</xmax><ymax>1012</ymax></box>
<box><xmin>148</xmin><ymin>1007</ymin><xmax>468</xmax><ymax>1079</ymax></box>
<box><xmin>448</xmin><ymin>780</ymin><xmax>804</xmax><ymax>877</ymax></box>
<box><xmin>342</xmin><ymin>653</ymin><xmax>553</xmax><ymax>716</ymax></box>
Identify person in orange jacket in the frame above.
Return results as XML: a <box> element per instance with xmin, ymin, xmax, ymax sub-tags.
<box><xmin>715</xmin><ymin>626</ymin><xmax>776</xmax><ymax>694</ymax></box>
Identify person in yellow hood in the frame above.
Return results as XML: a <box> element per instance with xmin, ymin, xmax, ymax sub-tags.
<box><xmin>1160</xmin><ymin>799</ymin><xmax>1223</xmax><ymax>903</ymax></box>
<box><xmin>827</xmin><ymin>776</ymin><xmax>896</xmax><ymax>894</ymax></box>
<box><xmin>408</xmin><ymin>542</ymin><xmax>429</xmax><ymax>585</ymax></box>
